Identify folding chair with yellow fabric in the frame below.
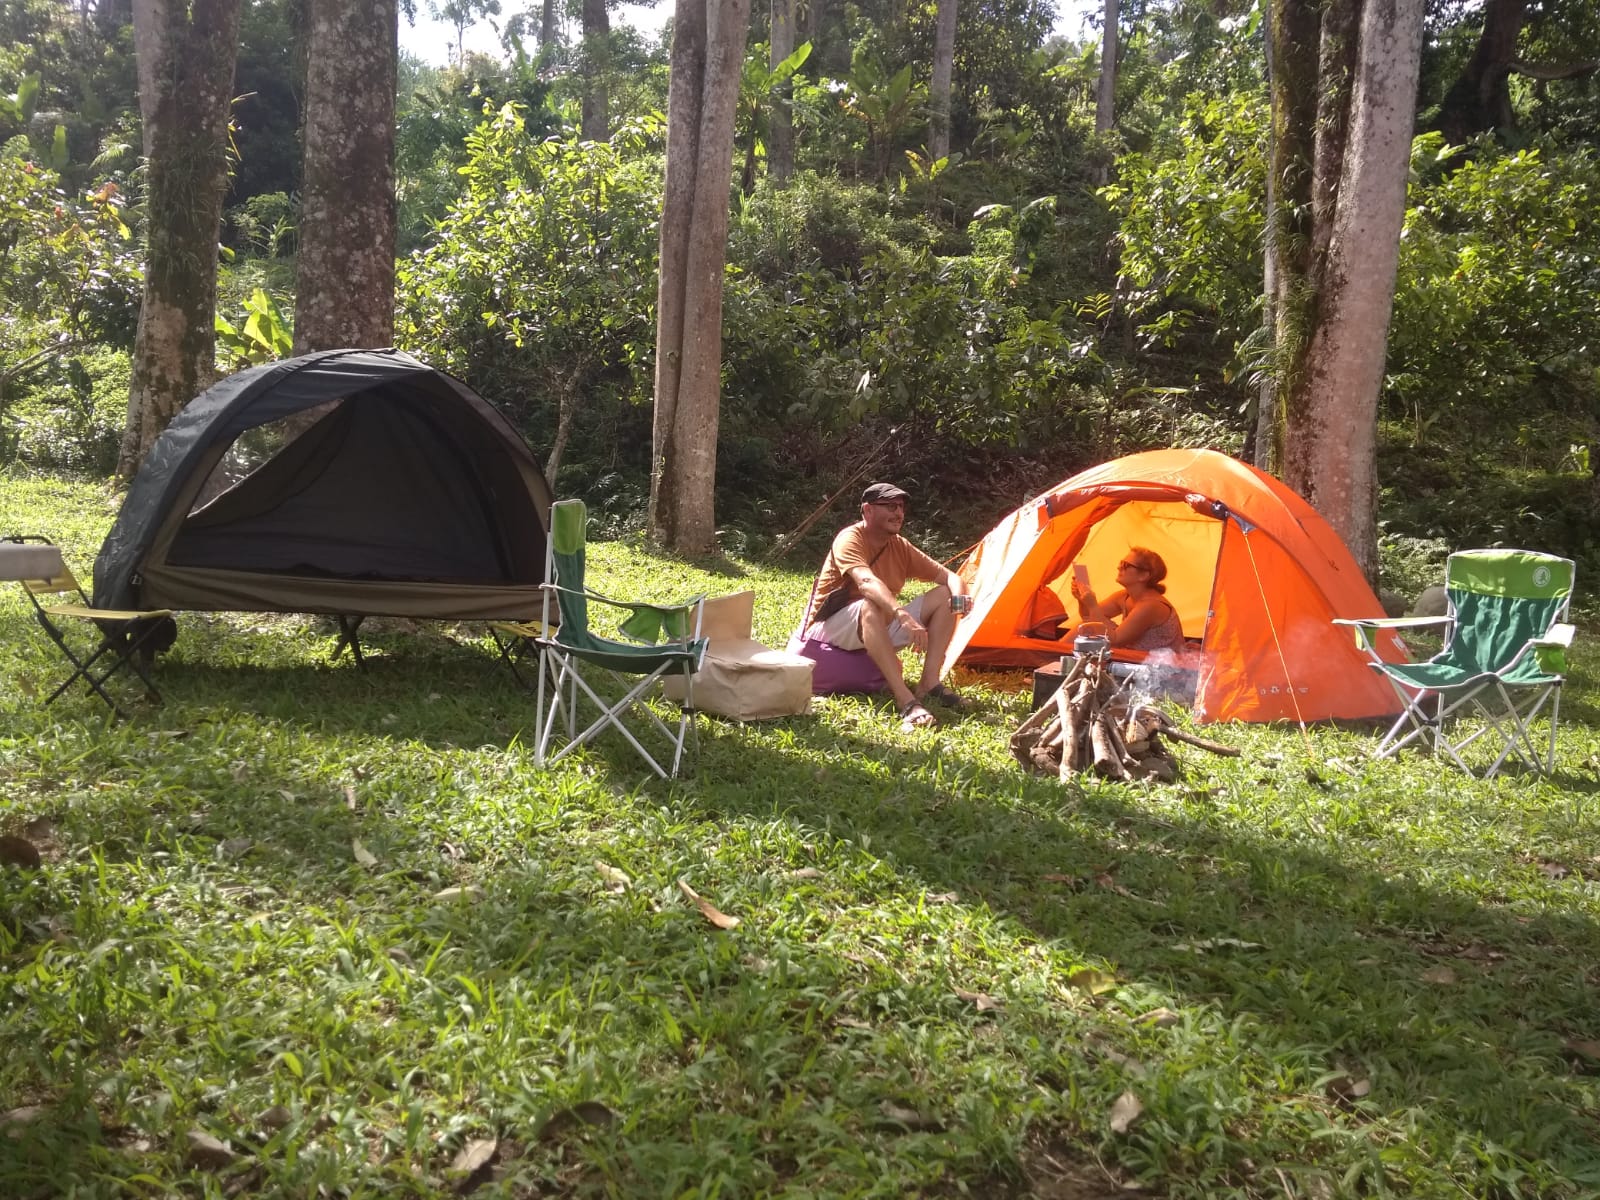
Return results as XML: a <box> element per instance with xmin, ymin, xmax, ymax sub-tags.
<box><xmin>1336</xmin><ymin>549</ymin><xmax>1575</xmax><ymax>777</ymax></box>
<box><xmin>1</xmin><ymin>535</ymin><xmax>176</xmax><ymax>719</ymax></box>
<box><xmin>533</xmin><ymin>500</ymin><xmax>708</xmax><ymax>778</ymax></box>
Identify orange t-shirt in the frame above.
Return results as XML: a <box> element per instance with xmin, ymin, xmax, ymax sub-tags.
<box><xmin>806</xmin><ymin>523</ymin><xmax>946</xmax><ymax>627</ymax></box>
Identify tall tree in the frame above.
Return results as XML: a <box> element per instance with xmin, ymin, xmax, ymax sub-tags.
<box><xmin>580</xmin><ymin>0</ymin><xmax>611</xmax><ymax>139</ymax></box>
<box><xmin>119</xmin><ymin>0</ymin><xmax>243</xmax><ymax>479</ymax></box>
<box><xmin>650</xmin><ymin>0</ymin><xmax>752</xmax><ymax>554</ymax></box>
<box><xmin>295</xmin><ymin>0</ymin><xmax>398</xmax><ymax>353</ymax></box>
<box><xmin>768</xmin><ymin>0</ymin><xmax>795</xmax><ymax>182</ymax></box>
<box><xmin>928</xmin><ymin>0</ymin><xmax>957</xmax><ymax>161</ymax></box>
<box><xmin>1092</xmin><ymin>0</ymin><xmax>1116</xmax><ymax>184</ymax></box>
<box><xmin>1260</xmin><ymin>0</ymin><xmax>1426</xmax><ymax>579</ymax></box>
<box><xmin>1430</xmin><ymin>0</ymin><xmax>1598</xmax><ymax>145</ymax></box>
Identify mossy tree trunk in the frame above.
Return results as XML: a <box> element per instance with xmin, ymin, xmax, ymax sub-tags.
<box><xmin>580</xmin><ymin>0</ymin><xmax>611</xmax><ymax>141</ymax></box>
<box><xmin>294</xmin><ymin>0</ymin><xmax>397</xmax><ymax>354</ymax></box>
<box><xmin>650</xmin><ymin>0</ymin><xmax>752</xmax><ymax>555</ymax></box>
<box><xmin>929</xmin><ymin>0</ymin><xmax>957</xmax><ymax>162</ymax></box>
<box><xmin>769</xmin><ymin>0</ymin><xmax>795</xmax><ymax>184</ymax></box>
<box><xmin>119</xmin><ymin>0</ymin><xmax>242</xmax><ymax>481</ymax></box>
<box><xmin>1262</xmin><ymin>0</ymin><xmax>1425</xmax><ymax>581</ymax></box>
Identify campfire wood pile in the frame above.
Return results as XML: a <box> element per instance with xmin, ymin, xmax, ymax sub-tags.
<box><xmin>1010</xmin><ymin>655</ymin><xmax>1239</xmax><ymax>782</ymax></box>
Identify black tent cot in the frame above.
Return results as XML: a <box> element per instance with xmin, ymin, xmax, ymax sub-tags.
<box><xmin>95</xmin><ymin>349</ymin><xmax>552</xmax><ymax>621</ymax></box>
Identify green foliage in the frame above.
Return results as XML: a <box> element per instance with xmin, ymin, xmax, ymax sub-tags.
<box><xmin>395</xmin><ymin>55</ymin><xmax>560</xmax><ymax>253</ymax></box>
<box><xmin>3</xmin><ymin>476</ymin><xmax>1600</xmax><ymax>1197</ymax></box>
<box><xmin>3</xmin><ymin>346</ymin><xmax>128</xmax><ymax>474</ymax></box>
<box><xmin>1105</xmin><ymin>90</ymin><xmax>1267</xmax><ymax>360</ymax></box>
<box><xmin>0</xmin><ymin>158</ymin><xmax>139</xmax><ymax>467</ymax></box>
<box><xmin>215</xmin><ymin>287</ymin><xmax>294</xmax><ymax>371</ymax></box>
<box><xmin>396</xmin><ymin>108</ymin><xmax>663</xmax><ymax>488</ymax></box>
<box><xmin>1388</xmin><ymin>134</ymin><xmax>1600</xmax><ymax>452</ymax></box>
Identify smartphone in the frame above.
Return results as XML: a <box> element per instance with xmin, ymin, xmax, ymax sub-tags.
<box><xmin>1071</xmin><ymin>563</ymin><xmax>1090</xmax><ymax>589</ymax></box>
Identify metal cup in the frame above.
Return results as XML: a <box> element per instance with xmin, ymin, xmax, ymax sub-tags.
<box><xmin>950</xmin><ymin>593</ymin><xmax>973</xmax><ymax>615</ymax></box>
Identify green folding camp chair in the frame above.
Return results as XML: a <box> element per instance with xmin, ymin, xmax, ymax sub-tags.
<box><xmin>1335</xmin><ymin>549</ymin><xmax>1575</xmax><ymax>777</ymax></box>
<box><xmin>2</xmin><ymin>535</ymin><xmax>176</xmax><ymax>719</ymax></box>
<box><xmin>533</xmin><ymin>500</ymin><xmax>708</xmax><ymax>778</ymax></box>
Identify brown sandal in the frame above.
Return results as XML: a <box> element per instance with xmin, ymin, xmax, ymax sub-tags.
<box><xmin>898</xmin><ymin>699</ymin><xmax>938</xmax><ymax>730</ymax></box>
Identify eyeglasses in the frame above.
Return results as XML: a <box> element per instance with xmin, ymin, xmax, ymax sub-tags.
<box><xmin>1118</xmin><ymin>559</ymin><xmax>1146</xmax><ymax>572</ymax></box>
<box><xmin>869</xmin><ymin>501</ymin><xmax>906</xmax><ymax>511</ymax></box>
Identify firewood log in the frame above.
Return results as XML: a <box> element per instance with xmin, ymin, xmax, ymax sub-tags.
<box><xmin>1091</xmin><ymin>714</ymin><xmax>1128</xmax><ymax>779</ymax></box>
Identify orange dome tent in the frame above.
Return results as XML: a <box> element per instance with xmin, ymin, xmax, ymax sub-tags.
<box><xmin>942</xmin><ymin>448</ymin><xmax>1408</xmax><ymax>723</ymax></box>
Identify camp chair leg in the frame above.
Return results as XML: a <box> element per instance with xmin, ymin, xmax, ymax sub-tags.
<box><xmin>332</xmin><ymin>615</ymin><xmax>367</xmax><ymax>668</ymax></box>
<box><xmin>535</xmin><ymin>653</ymin><xmax>697</xmax><ymax>779</ymax></box>
<box><xmin>36</xmin><ymin>614</ymin><xmax>165</xmax><ymax>719</ymax></box>
<box><xmin>331</xmin><ymin>614</ymin><xmax>368</xmax><ymax>672</ymax></box>
<box><xmin>492</xmin><ymin>629</ymin><xmax>539</xmax><ymax>690</ymax></box>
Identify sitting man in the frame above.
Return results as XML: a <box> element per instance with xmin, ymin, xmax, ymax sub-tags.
<box><xmin>802</xmin><ymin>482</ymin><xmax>971</xmax><ymax>730</ymax></box>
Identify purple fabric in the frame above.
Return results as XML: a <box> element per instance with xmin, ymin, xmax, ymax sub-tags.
<box><xmin>787</xmin><ymin>633</ymin><xmax>889</xmax><ymax>695</ymax></box>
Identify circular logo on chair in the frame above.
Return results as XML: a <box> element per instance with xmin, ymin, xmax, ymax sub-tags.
<box><xmin>1533</xmin><ymin>565</ymin><xmax>1551</xmax><ymax>588</ymax></box>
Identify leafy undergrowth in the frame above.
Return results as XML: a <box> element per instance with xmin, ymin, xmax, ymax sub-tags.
<box><xmin>3</xmin><ymin>475</ymin><xmax>1600</xmax><ymax>1199</ymax></box>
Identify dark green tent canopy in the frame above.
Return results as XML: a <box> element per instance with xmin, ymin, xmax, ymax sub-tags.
<box><xmin>95</xmin><ymin>349</ymin><xmax>552</xmax><ymax>620</ymax></box>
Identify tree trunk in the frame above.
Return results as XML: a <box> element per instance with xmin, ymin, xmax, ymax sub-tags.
<box><xmin>1264</xmin><ymin>0</ymin><xmax>1425</xmax><ymax>580</ymax></box>
<box><xmin>1432</xmin><ymin>0</ymin><xmax>1527</xmax><ymax>144</ymax></box>
<box><xmin>650</xmin><ymin>0</ymin><xmax>752</xmax><ymax>555</ymax></box>
<box><xmin>540</xmin><ymin>0</ymin><xmax>556</xmax><ymax>49</ymax></box>
<box><xmin>769</xmin><ymin>0</ymin><xmax>795</xmax><ymax>184</ymax></box>
<box><xmin>1091</xmin><ymin>0</ymin><xmax>1116</xmax><ymax>185</ymax></box>
<box><xmin>929</xmin><ymin>0</ymin><xmax>957</xmax><ymax>161</ymax></box>
<box><xmin>119</xmin><ymin>0</ymin><xmax>242</xmax><ymax>480</ymax></box>
<box><xmin>295</xmin><ymin>0</ymin><xmax>397</xmax><ymax>354</ymax></box>
<box><xmin>580</xmin><ymin>0</ymin><xmax>611</xmax><ymax>141</ymax></box>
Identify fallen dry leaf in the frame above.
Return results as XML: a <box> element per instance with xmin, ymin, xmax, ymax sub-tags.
<box><xmin>352</xmin><ymin>839</ymin><xmax>377</xmax><ymax>868</ymax></box>
<box><xmin>432</xmin><ymin>886</ymin><xmax>483</xmax><ymax>902</ymax></box>
<box><xmin>1108</xmin><ymin>1090</ymin><xmax>1143</xmax><ymax>1134</ymax></box>
<box><xmin>0</xmin><ymin>835</ymin><xmax>43</xmax><ymax>869</ymax></box>
<box><xmin>786</xmin><ymin>867</ymin><xmax>824</xmax><ymax>880</ymax></box>
<box><xmin>1326</xmin><ymin>1074</ymin><xmax>1372</xmax><ymax>1103</ymax></box>
<box><xmin>1063</xmin><ymin>968</ymin><xmax>1116</xmax><ymax>995</ymax></box>
<box><xmin>1420</xmin><ymin>965</ymin><xmax>1457</xmax><ymax>985</ymax></box>
<box><xmin>451</xmin><ymin>1137</ymin><xmax>498</xmax><ymax>1174</ymax></box>
<box><xmin>877</xmin><ymin>1101</ymin><xmax>944</xmax><ymax>1131</ymax></box>
<box><xmin>185</xmin><ymin>1129</ymin><xmax>239</xmax><ymax>1170</ymax></box>
<box><xmin>536</xmin><ymin>1101</ymin><xmax>616</xmax><ymax>1142</ymax></box>
<box><xmin>677</xmin><ymin>878</ymin><xmax>741</xmax><ymax>929</ymax></box>
<box><xmin>954</xmin><ymin>988</ymin><xmax>1004</xmax><ymax>1012</ymax></box>
<box><xmin>1562</xmin><ymin>1038</ymin><xmax>1600</xmax><ymax>1063</ymax></box>
<box><xmin>1041</xmin><ymin>873</ymin><xmax>1079</xmax><ymax>885</ymax></box>
<box><xmin>1171</xmin><ymin>937</ymin><xmax>1265</xmax><ymax>953</ymax></box>
<box><xmin>594</xmin><ymin>861</ymin><xmax>632</xmax><ymax>889</ymax></box>
<box><xmin>1</xmin><ymin>1106</ymin><xmax>45</xmax><ymax>1137</ymax></box>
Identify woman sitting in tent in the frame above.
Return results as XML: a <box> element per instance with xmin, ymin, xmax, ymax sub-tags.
<box><xmin>1069</xmin><ymin>548</ymin><xmax>1186</xmax><ymax>652</ymax></box>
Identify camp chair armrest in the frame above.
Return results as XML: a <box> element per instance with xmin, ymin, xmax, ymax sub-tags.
<box><xmin>1333</xmin><ymin>614</ymin><xmax>1450</xmax><ymax>656</ymax></box>
<box><xmin>1532</xmin><ymin>622</ymin><xmax>1575</xmax><ymax>674</ymax></box>
<box><xmin>42</xmin><ymin>603</ymin><xmax>174</xmax><ymax>622</ymax></box>
<box><xmin>542</xmin><ymin>583</ymin><xmax>705</xmax><ymax>644</ymax></box>
<box><xmin>1332</xmin><ymin>615</ymin><xmax>1452</xmax><ymax>631</ymax></box>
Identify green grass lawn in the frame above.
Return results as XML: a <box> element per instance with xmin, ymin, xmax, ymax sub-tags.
<box><xmin>3</xmin><ymin>473</ymin><xmax>1599</xmax><ymax>1199</ymax></box>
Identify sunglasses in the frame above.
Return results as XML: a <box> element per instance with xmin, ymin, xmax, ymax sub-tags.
<box><xmin>1118</xmin><ymin>559</ymin><xmax>1147</xmax><ymax>572</ymax></box>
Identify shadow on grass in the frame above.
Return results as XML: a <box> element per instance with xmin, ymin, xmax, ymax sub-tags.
<box><xmin>7</xmin><ymin>625</ymin><xmax>1600</xmax><ymax>1194</ymax></box>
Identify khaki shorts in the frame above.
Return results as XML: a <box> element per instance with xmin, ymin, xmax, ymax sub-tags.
<box><xmin>807</xmin><ymin>592</ymin><xmax>935</xmax><ymax>652</ymax></box>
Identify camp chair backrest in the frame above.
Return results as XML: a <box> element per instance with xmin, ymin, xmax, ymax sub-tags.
<box><xmin>1445</xmin><ymin>550</ymin><xmax>1573</xmax><ymax>672</ymax></box>
<box><xmin>548</xmin><ymin>497</ymin><xmax>591</xmax><ymax>633</ymax></box>
<box><xmin>533</xmin><ymin>498</ymin><xmax>708</xmax><ymax>778</ymax></box>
